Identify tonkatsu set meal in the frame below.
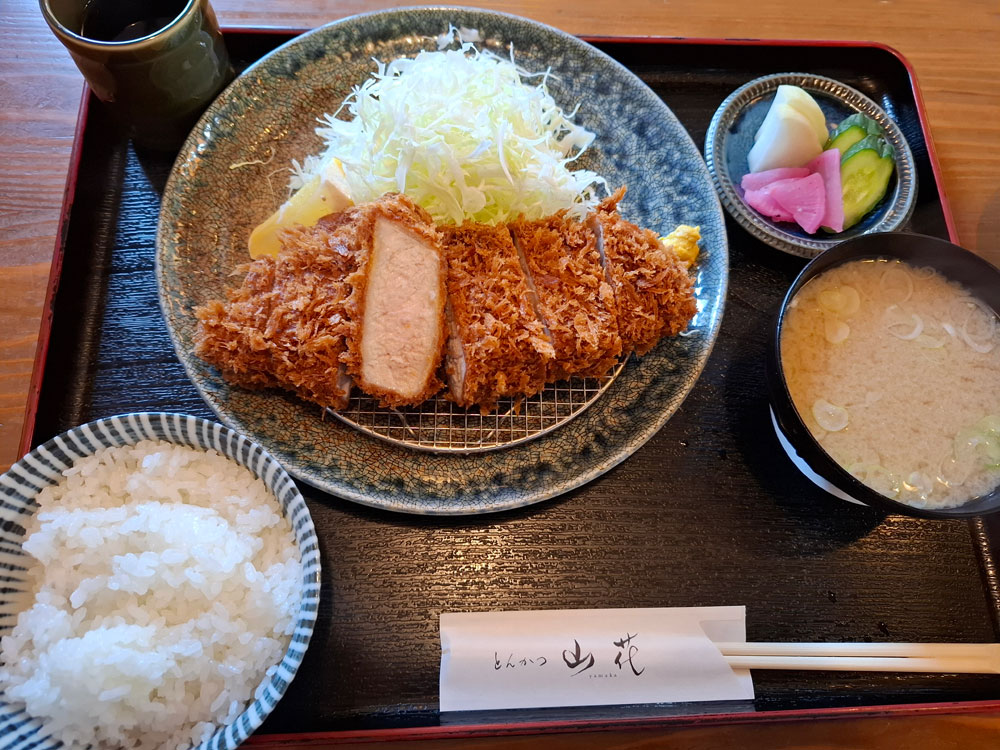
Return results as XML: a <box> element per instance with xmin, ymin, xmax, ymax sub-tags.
<box><xmin>193</xmin><ymin>39</ymin><xmax>701</xmax><ymax>416</ymax></box>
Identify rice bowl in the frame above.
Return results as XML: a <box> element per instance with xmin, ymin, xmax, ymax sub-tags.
<box><xmin>0</xmin><ymin>413</ymin><xmax>320</xmax><ymax>750</ymax></box>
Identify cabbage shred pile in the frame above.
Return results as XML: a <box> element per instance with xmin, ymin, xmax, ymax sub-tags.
<box><xmin>299</xmin><ymin>40</ymin><xmax>605</xmax><ymax>225</ymax></box>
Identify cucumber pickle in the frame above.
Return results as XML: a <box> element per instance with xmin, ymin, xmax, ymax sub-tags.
<box><xmin>824</xmin><ymin>113</ymin><xmax>884</xmax><ymax>155</ymax></box>
<box><xmin>840</xmin><ymin>134</ymin><xmax>896</xmax><ymax>229</ymax></box>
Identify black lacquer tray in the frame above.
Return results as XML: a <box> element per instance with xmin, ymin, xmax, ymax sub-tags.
<box><xmin>23</xmin><ymin>29</ymin><xmax>1000</xmax><ymax>741</ymax></box>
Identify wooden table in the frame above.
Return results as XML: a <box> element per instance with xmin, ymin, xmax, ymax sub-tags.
<box><xmin>1</xmin><ymin>0</ymin><xmax>999</xmax><ymax>744</ymax></box>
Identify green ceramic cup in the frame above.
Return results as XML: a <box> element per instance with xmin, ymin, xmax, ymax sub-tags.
<box><xmin>40</xmin><ymin>0</ymin><xmax>233</xmax><ymax>149</ymax></box>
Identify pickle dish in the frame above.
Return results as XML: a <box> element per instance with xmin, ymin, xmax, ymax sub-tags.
<box><xmin>705</xmin><ymin>72</ymin><xmax>916</xmax><ymax>258</ymax></box>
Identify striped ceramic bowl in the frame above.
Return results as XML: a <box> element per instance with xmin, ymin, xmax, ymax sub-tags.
<box><xmin>0</xmin><ymin>412</ymin><xmax>320</xmax><ymax>750</ymax></box>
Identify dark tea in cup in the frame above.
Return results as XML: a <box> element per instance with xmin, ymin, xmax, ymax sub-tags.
<box><xmin>79</xmin><ymin>0</ymin><xmax>189</xmax><ymax>43</ymax></box>
<box><xmin>40</xmin><ymin>0</ymin><xmax>233</xmax><ymax>150</ymax></box>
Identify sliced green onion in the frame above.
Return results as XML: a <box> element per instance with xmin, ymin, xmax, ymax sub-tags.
<box><xmin>879</xmin><ymin>265</ymin><xmax>914</xmax><ymax>305</ymax></box>
<box><xmin>818</xmin><ymin>286</ymin><xmax>860</xmax><ymax>316</ymax></box>
<box><xmin>813</xmin><ymin>399</ymin><xmax>848</xmax><ymax>432</ymax></box>
<box><xmin>884</xmin><ymin>305</ymin><xmax>923</xmax><ymax>340</ymax></box>
<box><xmin>849</xmin><ymin>463</ymin><xmax>900</xmax><ymax>498</ymax></box>
<box><xmin>824</xmin><ymin>317</ymin><xmax>850</xmax><ymax>344</ymax></box>
<box><xmin>958</xmin><ymin>298</ymin><xmax>997</xmax><ymax>353</ymax></box>
<box><xmin>916</xmin><ymin>334</ymin><xmax>945</xmax><ymax>348</ymax></box>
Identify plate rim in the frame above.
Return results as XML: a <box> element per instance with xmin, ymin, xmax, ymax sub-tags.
<box><xmin>155</xmin><ymin>6</ymin><xmax>729</xmax><ymax>515</ymax></box>
<box><xmin>704</xmin><ymin>71</ymin><xmax>918</xmax><ymax>259</ymax></box>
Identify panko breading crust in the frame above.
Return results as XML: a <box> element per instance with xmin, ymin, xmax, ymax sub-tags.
<box><xmin>593</xmin><ymin>188</ymin><xmax>698</xmax><ymax>355</ymax></box>
<box><xmin>195</xmin><ymin>194</ymin><xmax>446</xmax><ymax>410</ymax></box>
<box><xmin>194</xmin><ymin>209</ymin><xmax>365</xmax><ymax>410</ymax></box>
<box><xmin>196</xmin><ymin>188</ymin><xmax>698</xmax><ymax>415</ymax></box>
<box><xmin>510</xmin><ymin>214</ymin><xmax>622</xmax><ymax>382</ymax></box>
<box><xmin>441</xmin><ymin>223</ymin><xmax>554</xmax><ymax>411</ymax></box>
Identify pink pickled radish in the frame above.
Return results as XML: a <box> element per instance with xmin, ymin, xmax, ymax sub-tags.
<box><xmin>769</xmin><ymin>172</ymin><xmax>827</xmax><ymax>234</ymax></box>
<box><xmin>741</xmin><ymin>167</ymin><xmax>811</xmax><ymax>193</ymax></box>
<box><xmin>744</xmin><ymin>184</ymin><xmax>795</xmax><ymax>223</ymax></box>
<box><xmin>806</xmin><ymin>148</ymin><xmax>845</xmax><ymax>232</ymax></box>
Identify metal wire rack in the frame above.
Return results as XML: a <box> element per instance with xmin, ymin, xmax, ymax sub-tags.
<box><xmin>330</xmin><ymin>360</ymin><xmax>626</xmax><ymax>453</ymax></box>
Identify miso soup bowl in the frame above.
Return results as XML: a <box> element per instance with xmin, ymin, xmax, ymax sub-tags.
<box><xmin>766</xmin><ymin>232</ymin><xmax>1000</xmax><ymax>519</ymax></box>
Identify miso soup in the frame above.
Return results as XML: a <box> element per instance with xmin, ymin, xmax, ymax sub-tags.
<box><xmin>781</xmin><ymin>258</ymin><xmax>1000</xmax><ymax>508</ymax></box>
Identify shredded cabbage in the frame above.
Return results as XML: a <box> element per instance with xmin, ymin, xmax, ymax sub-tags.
<box><xmin>293</xmin><ymin>36</ymin><xmax>605</xmax><ymax>225</ymax></box>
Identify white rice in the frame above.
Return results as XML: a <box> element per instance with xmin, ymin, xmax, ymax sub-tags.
<box><xmin>0</xmin><ymin>440</ymin><xmax>303</xmax><ymax>750</ymax></box>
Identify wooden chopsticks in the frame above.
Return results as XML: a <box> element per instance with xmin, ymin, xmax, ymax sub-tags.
<box><xmin>715</xmin><ymin>642</ymin><xmax>1000</xmax><ymax>674</ymax></box>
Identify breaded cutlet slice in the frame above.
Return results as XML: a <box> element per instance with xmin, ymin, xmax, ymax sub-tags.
<box><xmin>194</xmin><ymin>209</ymin><xmax>365</xmax><ymax>410</ymax></box>
<box><xmin>509</xmin><ymin>213</ymin><xmax>622</xmax><ymax>382</ymax></box>
<box><xmin>440</xmin><ymin>222</ymin><xmax>554</xmax><ymax>411</ymax></box>
<box><xmin>196</xmin><ymin>193</ymin><xmax>446</xmax><ymax>411</ymax></box>
<box><xmin>343</xmin><ymin>193</ymin><xmax>448</xmax><ymax>408</ymax></box>
<box><xmin>590</xmin><ymin>188</ymin><xmax>698</xmax><ymax>355</ymax></box>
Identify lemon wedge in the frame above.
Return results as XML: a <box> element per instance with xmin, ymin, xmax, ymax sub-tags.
<box><xmin>248</xmin><ymin>159</ymin><xmax>353</xmax><ymax>258</ymax></box>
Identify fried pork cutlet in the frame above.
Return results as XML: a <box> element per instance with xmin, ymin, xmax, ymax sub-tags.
<box><xmin>590</xmin><ymin>188</ymin><xmax>698</xmax><ymax>355</ymax></box>
<box><xmin>194</xmin><ymin>209</ymin><xmax>365</xmax><ymax>410</ymax></box>
<box><xmin>195</xmin><ymin>193</ymin><xmax>446</xmax><ymax>410</ymax></box>
<box><xmin>197</xmin><ymin>189</ymin><xmax>697</xmax><ymax>415</ymax></box>
<box><xmin>509</xmin><ymin>213</ymin><xmax>622</xmax><ymax>382</ymax></box>
<box><xmin>345</xmin><ymin>194</ymin><xmax>447</xmax><ymax>407</ymax></box>
<box><xmin>440</xmin><ymin>222</ymin><xmax>554</xmax><ymax>411</ymax></box>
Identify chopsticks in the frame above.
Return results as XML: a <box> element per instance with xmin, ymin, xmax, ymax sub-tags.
<box><xmin>716</xmin><ymin>642</ymin><xmax>1000</xmax><ymax>674</ymax></box>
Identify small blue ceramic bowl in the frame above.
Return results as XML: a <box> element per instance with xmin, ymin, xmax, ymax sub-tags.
<box><xmin>766</xmin><ymin>233</ymin><xmax>1000</xmax><ymax>519</ymax></box>
<box><xmin>0</xmin><ymin>412</ymin><xmax>321</xmax><ymax>750</ymax></box>
<box><xmin>705</xmin><ymin>73</ymin><xmax>917</xmax><ymax>258</ymax></box>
